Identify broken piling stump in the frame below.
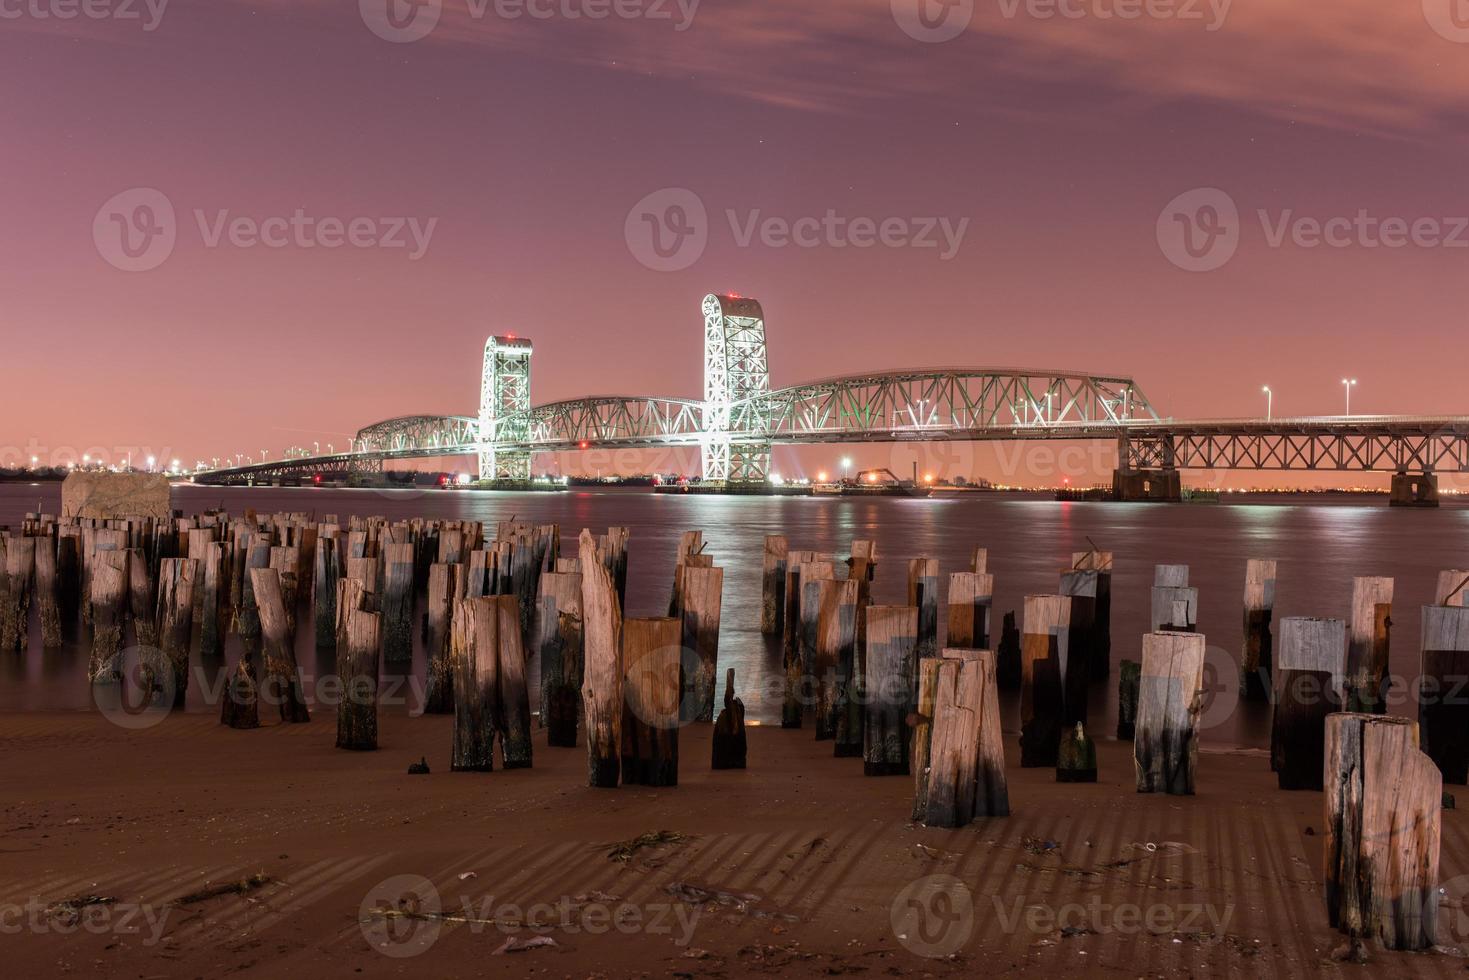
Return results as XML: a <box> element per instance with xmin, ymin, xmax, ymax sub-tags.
<box><xmin>1272</xmin><ymin>617</ymin><xmax>1347</xmax><ymax>790</ymax></box>
<box><xmin>945</xmin><ymin>571</ymin><xmax>993</xmax><ymax>649</ymax></box>
<box><xmin>1135</xmin><ymin>631</ymin><xmax>1206</xmax><ymax>795</ymax></box>
<box><xmin>863</xmin><ymin>605</ymin><xmax>917</xmax><ymax>776</ymax></box>
<box><xmin>536</xmin><ymin>570</ymin><xmax>584</xmax><ymax>748</ymax></box>
<box><xmin>711</xmin><ymin>668</ymin><xmax>747</xmax><ymax>770</ymax></box>
<box><xmin>1241</xmin><ymin>559</ymin><xmax>1277</xmax><ymax>702</ymax></box>
<box><xmin>337</xmin><ymin>603</ymin><xmax>381</xmax><ymax>751</ymax></box>
<box><xmin>580</xmin><ymin>529</ymin><xmax>623</xmax><ymax>788</ymax></box>
<box><xmin>1420</xmin><ymin>604</ymin><xmax>1469</xmax><ymax>784</ymax></box>
<box><xmin>907</xmin><ymin>558</ymin><xmax>939</xmax><ymax>661</ymax></box>
<box><xmin>450</xmin><ymin>597</ymin><xmax>498</xmax><ymax>769</ymax></box>
<box><xmin>1116</xmin><ymin>659</ymin><xmax>1141</xmax><ymax>740</ymax></box>
<box><xmin>621</xmin><ymin>616</ymin><xmax>681</xmax><ymax>787</ymax></box>
<box><xmin>1345</xmin><ymin>576</ymin><xmax>1393</xmax><ymax>713</ymax></box>
<box><xmin>250</xmin><ymin>567</ymin><xmax>309</xmax><ymax>723</ymax></box>
<box><xmin>677</xmin><ymin>563</ymin><xmax>723</xmax><ymax>724</ymax></box>
<box><xmin>920</xmin><ymin>650</ymin><xmax>1008</xmax><ymax>826</ymax></box>
<box><xmin>1020</xmin><ymin>594</ymin><xmax>1072</xmax><ymax>768</ymax></box>
<box><xmin>761</xmin><ymin>534</ymin><xmax>787</xmax><ymax>634</ymax></box>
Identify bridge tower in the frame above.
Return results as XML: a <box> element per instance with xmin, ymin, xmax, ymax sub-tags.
<box><xmin>702</xmin><ymin>294</ymin><xmax>772</xmax><ymax>483</ymax></box>
<box><xmin>477</xmin><ymin>335</ymin><xmax>534</xmax><ymax>481</ymax></box>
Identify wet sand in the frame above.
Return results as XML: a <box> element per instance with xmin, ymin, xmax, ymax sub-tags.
<box><xmin>4</xmin><ymin>711</ymin><xmax>1466</xmax><ymax>978</ymax></box>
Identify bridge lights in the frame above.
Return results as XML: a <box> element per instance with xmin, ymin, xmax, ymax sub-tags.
<box><xmin>1342</xmin><ymin>378</ymin><xmax>1357</xmax><ymax>416</ymax></box>
<box><xmin>1262</xmin><ymin>385</ymin><xmax>1272</xmax><ymax>421</ymax></box>
<box><xmin>579</xmin><ymin>440</ymin><xmax>590</xmax><ymax>450</ymax></box>
<box><xmin>841</xmin><ymin>457</ymin><xmax>852</xmax><ymax>478</ymax></box>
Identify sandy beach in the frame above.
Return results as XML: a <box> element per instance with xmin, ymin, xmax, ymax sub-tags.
<box><xmin>4</xmin><ymin>709</ymin><xmax>1464</xmax><ymax>978</ymax></box>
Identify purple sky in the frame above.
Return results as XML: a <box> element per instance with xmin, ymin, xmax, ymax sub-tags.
<box><xmin>5</xmin><ymin>1</ymin><xmax>1469</xmax><ymax>487</ymax></box>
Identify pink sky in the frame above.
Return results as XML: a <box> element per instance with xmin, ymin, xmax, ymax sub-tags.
<box><xmin>4</xmin><ymin>1</ymin><xmax>1469</xmax><ymax>488</ymax></box>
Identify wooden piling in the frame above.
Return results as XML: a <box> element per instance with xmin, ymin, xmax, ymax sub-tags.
<box><xmin>126</xmin><ymin>548</ymin><xmax>154</xmax><ymax>647</ymax></box>
<box><xmin>494</xmin><ymin>593</ymin><xmax>532</xmax><ymax>769</ymax></box>
<box><xmin>945</xmin><ymin>572</ymin><xmax>993</xmax><ymax>649</ymax></box>
<box><xmin>236</xmin><ymin>538</ymin><xmax>271</xmax><ymax>645</ymax></box>
<box><xmin>678</xmin><ymin>564</ymin><xmax>724</xmax><ymax>724</ymax></box>
<box><xmin>313</xmin><ymin>531</ymin><xmax>340</xmax><ymax>649</ymax></box>
<box><xmin>1135</xmin><ymin>631</ymin><xmax>1206</xmax><ymax>795</ymax></box>
<box><xmin>1020</xmin><ymin>594</ymin><xmax>1072</xmax><ymax>768</ymax></box>
<box><xmin>1324</xmin><ymin>713</ymin><xmax>1441</xmax><ymax>952</ymax></box>
<box><xmin>907</xmin><ymin>558</ymin><xmax>939</xmax><ymax>661</ymax></box>
<box><xmin>761</xmin><ymin>534</ymin><xmax>788</xmax><ymax>634</ymax></box>
<box><xmin>1058</xmin><ymin>721</ymin><xmax>1098</xmax><ymax>783</ymax></box>
<box><xmin>88</xmin><ymin>550</ymin><xmax>127</xmax><ymax>682</ymax></box>
<box><xmin>536</xmin><ymin>570</ymin><xmax>584</xmax><ymax>748</ymax></box>
<box><xmin>157</xmin><ymin>558</ymin><xmax>196</xmax><ymax>707</ymax></box>
<box><xmin>921</xmin><ymin>650</ymin><xmax>1008</xmax><ymax>826</ymax></box>
<box><xmin>197</xmin><ymin>542</ymin><xmax>226</xmax><ymax>657</ymax></box>
<box><xmin>35</xmin><ymin>538</ymin><xmax>60</xmax><ymax>649</ymax></box>
<box><xmin>337</xmin><ymin>603</ymin><xmax>381</xmax><ymax>751</ymax></box>
<box><xmin>1058</xmin><ymin>568</ymin><xmax>1098</xmax><ymax>709</ymax></box>
<box><xmin>1435</xmin><ymin>570</ymin><xmax>1469</xmax><ymax>607</ymax></box>
<box><xmin>971</xmin><ymin>547</ymin><xmax>988</xmax><ymax>574</ymax></box>
<box><xmin>1116</xmin><ymin>659</ymin><xmax>1141</xmax><ymax>739</ymax></box>
<box><xmin>423</xmin><ymin>563</ymin><xmax>457</xmax><ymax>714</ymax></box>
<box><xmin>862</xmin><ymin>606</ymin><xmax>917</xmax><ymax>776</ymax></box>
<box><xmin>1073</xmin><ymin>551</ymin><xmax>1113</xmax><ymax>679</ymax></box>
<box><xmin>2</xmin><ymin>536</ymin><xmax>35</xmax><ymax>651</ymax></box>
<box><xmin>780</xmin><ymin>549</ymin><xmax>816</xmax><ymax>728</ymax></box>
<box><xmin>817</xmin><ymin>579</ymin><xmax>861</xmax><ymax>754</ymax></box>
<box><xmin>621</xmin><ymin>616</ymin><xmax>681</xmax><ymax>787</ymax></box>
<box><xmin>382</xmin><ymin>542</ymin><xmax>415</xmax><ymax>663</ymax></box>
<box><xmin>797</xmin><ymin>562</ymin><xmax>837</xmax><ymax>733</ymax></box>
<box><xmin>1420</xmin><ymin>604</ymin><xmax>1469</xmax><ymax>784</ymax></box>
<box><xmin>1345</xmin><ymin>576</ymin><xmax>1393</xmax><ymax>713</ymax></box>
<box><xmin>711</xmin><ymin>668</ymin><xmax>747</xmax><ymax>769</ymax></box>
<box><xmin>1241</xmin><ymin>559</ymin><xmax>1277</xmax><ymax>702</ymax></box>
<box><xmin>911</xmin><ymin>657</ymin><xmax>943</xmax><ymax>821</ymax></box>
<box><xmin>579</xmin><ymin>529</ymin><xmax>623</xmax><ymax>788</ymax></box>
<box><xmin>56</xmin><ymin>529</ymin><xmax>80</xmax><ymax>628</ymax></box>
<box><xmin>251</xmin><ymin>567</ymin><xmax>309</xmax><ymax>723</ymax></box>
<box><xmin>995</xmin><ymin>610</ymin><xmax>1021</xmax><ymax>689</ymax></box>
<box><xmin>1272</xmin><ymin>617</ymin><xmax>1347</xmax><ymax>790</ymax></box>
<box><xmin>450</xmin><ymin>597</ymin><xmax>497</xmax><ymax>769</ymax></box>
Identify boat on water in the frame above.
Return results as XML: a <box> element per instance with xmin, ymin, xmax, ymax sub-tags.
<box><xmin>813</xmin><ymin>468</ymin><xmax>934</xmax><ymax>498</ymax></box>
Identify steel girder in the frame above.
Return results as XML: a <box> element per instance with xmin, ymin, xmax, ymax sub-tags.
<box><xmin>702</xmin><ymin>294</ymin><xmax>772</xmax><ymax>481</ymax></box>
<box><xmin>356</xmin><ymin>416</ymin><xmax>480</xmax><ymax>456</ymax></box>
<box><xmin>1123</xmin><ymin>418</ymin><xmax>1469</xmax><ymax>473</ymax></box>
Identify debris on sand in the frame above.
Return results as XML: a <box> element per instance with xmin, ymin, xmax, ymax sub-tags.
<box><xmin>665</xmin><ymin>881</ymin><xmax>798</xmax><ymax>922</ymax></box>
<box><xmin>45</xmin><ymin>894</ymin><xmax>115</xmax><ymax>925</ymax></box>
<box><xmin>172</xmin><ymin>872</ymin><xmax>273</xmax><ymax>906</ymax></box>
<box><xmin>492</xmin><ymin>935</ymin><xmax>557</xmax><ymax>955</ymax></box>
<box><xmin>606</xmin><ymin>830</ymin><xmax>689</xmax><ymax>863</ymax></box>
<box><xmin>407</xmin><ymin>757</ymin><xmax>431</xmax><ymax>775</ymax></box>
<box><xmin>1021</xmin><ymin>836</ymin><xmax>1060</xmax><ymax>855</ymax></box>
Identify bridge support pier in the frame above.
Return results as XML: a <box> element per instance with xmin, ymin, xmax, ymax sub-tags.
<box><xmin>1112</xmin><ymin>468</ymin><xmax>1182</xmax><ymax>503</ymax></box>
<box><xmin>1390</xmin><ymin>471</ymin><xmax>1439</xmax><ymax>508</ymax></box>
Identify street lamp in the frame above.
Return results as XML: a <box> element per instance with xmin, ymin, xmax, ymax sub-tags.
<box><xmin>1341</xmin><ymin>378</ymin><xmax>1357</xmax><ymax>416</ymax></box>
<box><xmin>841</xmin><ymin>457</ymin><xmax>852</xmax><ymax>479</ymax></box>
<box><xmin>1262</xmin><ymin>385</ymin><xmax>1272</xmax><ymax>421</ymax></box>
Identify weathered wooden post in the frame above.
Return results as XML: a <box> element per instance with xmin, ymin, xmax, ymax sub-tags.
<box><xmin>711</xmin><ymin>668</ymin><xmax>747</xmax><ymax>769</ymax></box>
<box><xmin>678</xmin><ymin>564</ymin><xmax>724</xmax><ymax>723</ymax></box>
<box><xmin>1058</xmin><ymin>568</ymin><xmax>1098</xmax><ymax>712</ymax></box>
<box><xmin>198</xmin><ymin>541</ymin><xmax>226</xmax><ymax>657</ymax></box>
<box><xmin>450</xmin><ymin>597</ymin><xmax>497</xmax><ymax>769</ymax></box>
<box><xmin>971</xmin><ymin>547</ymin><xmax>988</xmax><ymax>574</ymax></box>
<box><xmin>1058</xmin><ymin>721</ymin><xmax>1098</xmax><ymax>782</ymax></box>
<box><xmin>580</xmin><ymin>529</ymin><xmax>623</xmax><ymax>788</ymax></box>
<box><xmin>1241</xmin><ymin>559</ymin><xmax>1277</xmax><ymax>702</ymax></box>
<box><xmin>313</xmin><ymin>531</ymin><xmax>340</xmax><ymax>649</ymax></box>
<box><xmin>945</xmin><ymin>572</ymin><xmax>993</xmax><ymax>649</ymax></box>
<box><xmin>35</xmin><ymin>538</ymin><xmax>61</xmax><ymax>649</ymax></box>
<box><xmin>1324</xmin><ymin>713</ymin><xmax>1441</xmax><ymax>953</ymax></box>
<box><xmin>157</xmin><ymin>558</ymin><xmax>197</xmax><ymax>707</ymax></box>
<box><xmin>911</xmin><ymin>657</ymin><xmax>942</xmax><ymax>820</ymax></box>
<box><xmin>761</xmin><ymin>534</ymin><xmax>788</xmax><ymax>634</ymax></box>
<box><xmin>606</xmin><ymin>526</ymin><xmax>630</xmax><ymax>609</ymax></box>
<box><xmin>1020</xmin><ymin>594</ymin><xmax>1071</xmax><ymax>767</ymax></box>
<box><xmin>1151</xmin><ymin>570</ymin><xmax>1197</xmax><ymax>632</ymax></box>
<box><xmin>850</xmin><ymin>540</ymin><xmax>878</xmax><ymax>581</ymax></box>
<box><xmin>382</xmin><ymin>542</ymin><xmax>415</xmax><ymax>663</ymax></box>
<box><xmin>88</xmin><ymin>550</ymin><xmax>128</xmax><ymax>681</ymax></box>
<box><xmin>126</xmin><ymin>548</ymin><xmax>154</xmax><ymax>647</ymax></box>
<box><xmin>1072</xmin><ymin>551</ymin><xmax>1112</xmax><ymax>679</ymax></box>
<box><xmin>1420</xmin><ymin>604</ymin><xmax>1469</xmax><ymax>784</ymax></box>
<box><xmin>337</xmin><ymin>602</ymin><xmax>381</xmax><ymax>751</ymax></box>
<box><xmin>1135</xmin><ymin>632</ymin><xmax>1206</xmax><ymax>795</ymax></box>
<box><xmin>820</xmin><ymin>579</ymin><xmax>862</xmax><ymax>754</ymax></box>
<box><xmin>907</xmin><ymin>558</ymin><xmax>939</xmax><ymax>660</ymax></box>
<box><xmin>667</xmin><ymin>530</ymin><xmax>704</xmax><ymax>616</ymax></box>
<box><xmin>251</xmin><ymin>567</ymin><xmax>310</xmax><ymax>723</ymax></box>
<box><xmin>423</xmin><ymin>563</ymin><xmax>457</xmax><ymax>714</ymax></box>
<box><xmin>621</xmin><ymin>616</ymin><xmax>681</xmax><ymax>787</ymax></box>
<box><xmin>1435</xmin><ymin>570</ymin><xmax>1469</xmax><ymax>607</ymax></box>
<box><xmin>1116</xmin><ymin>659</ymin><xmax>1141</xmax><ymax>739</ymax></box>
<box><xmin>864</xmin><ymin>606</ymin><xmax>917</xmax><ymax>776</ymax></box>
<box><xmin>57</xmin><ymin>528</ymin><xmax>80</xmax><ymax>628</ymax></box>
<box><xmin>995</xmin><ymin>610</ymin><xmax>1021</xmax><ymax>689</ymax></box>
<box><xmin>269</xmin><ymin>545</ymin><xmax>301</xmax><ymax>637</ymax></box>
<box><xmin>1272</xmin><ymin>617</ymin><xmax>1346</xmax><ymax>790</ymax></box>
<box><xmin>236</xmin><ymin>538</ymin><xmax>271</xmax><ymax>645</ymax></box>
<box><xmin>495</xmin><ymin>593</ymin><xmax>533</xmax><ymax>768</ymax></box>
<box><xmin>536</xmin><ymin>570</ymin><xmax>584</xmax><ymax>747</ymax></box>
<box><xmin>220</xmin><ymin>653</ymin><xmax>260</xmax><ymax>730</ymax></box>
<box><xmin>919</xmin><ymin>651</ymin><xmax>1008</xmax><ymax>826</ymax></box>
<box><xmin>2</xmin><ymin>536</ymin><xmax>35</xmax><ymax>651</ymax></box>
<box><xmin>1345</xmin><ymin>576</ymin><xmax>1393</xmax><ymax>714</ymax></box>
<box><xmin>808</xmin><ymin>572</ymin><xmax>850</xmax><ymax>742</ymax></box>
<box><xmin>780</xmin><ymin>549</ymin><xmax>816</xmax><ymax>728</ymax></box>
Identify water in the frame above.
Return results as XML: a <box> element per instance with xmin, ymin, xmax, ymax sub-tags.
<box><xmin>3</xmin><ymin>482</ymin><xmax>1465</xmax><ymax>748</ymax></box>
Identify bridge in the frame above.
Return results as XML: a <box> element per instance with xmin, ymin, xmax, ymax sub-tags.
<box><xmin>191</xmin><ymin>294</ymin><xmax>1466</xmax><ymax>505</ymax></box>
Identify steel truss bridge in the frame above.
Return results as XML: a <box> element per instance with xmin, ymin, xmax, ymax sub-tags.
<box><xmin>192</xmin><ymin>294</ymin><xmax>1467</xmax><ymax>500</ymax></box>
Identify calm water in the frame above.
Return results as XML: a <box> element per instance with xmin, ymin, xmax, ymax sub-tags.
<box><xmin>3</xmin><ymin>483</ymin><xmax>1466</xmax><ymax>749</ymax></box>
